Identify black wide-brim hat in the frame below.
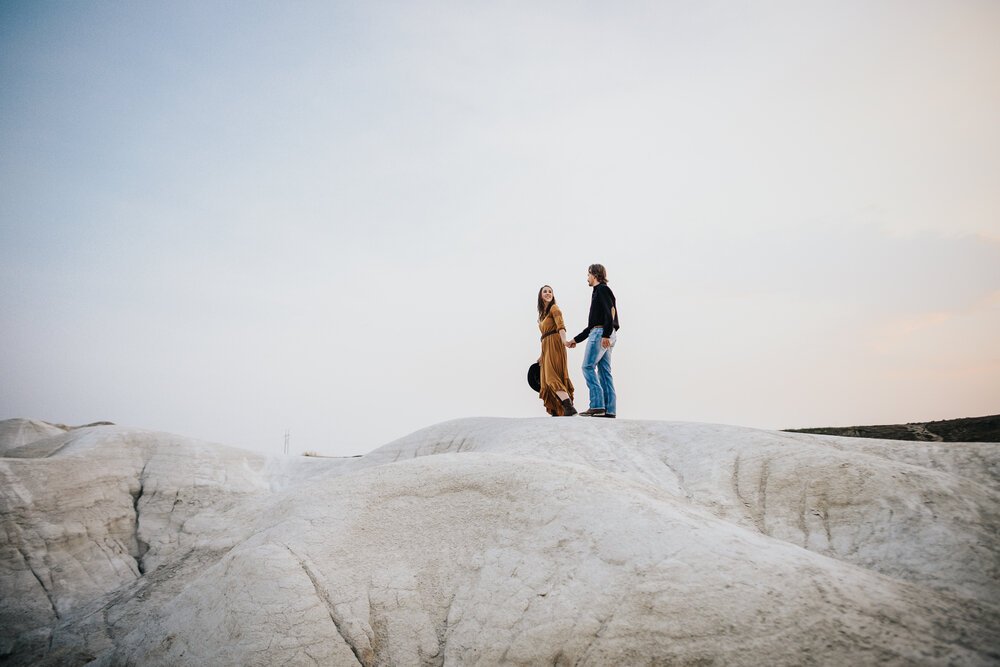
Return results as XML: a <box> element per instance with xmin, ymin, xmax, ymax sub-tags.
<box><xmin>527</xmin><ymin>362</ymin><xmax>541</xmax><ymax>392</ymax></box>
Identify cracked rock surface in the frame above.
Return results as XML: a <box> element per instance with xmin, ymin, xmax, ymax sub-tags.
<box><xmin>1</xmin><ymin>417</ymin><xmax>998</xmax><ymax>665</ymax></box>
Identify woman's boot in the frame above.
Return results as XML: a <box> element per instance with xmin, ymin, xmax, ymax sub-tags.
<box><xmin>561</xmin><ymin>398</ymin><xmax>578</xmax><ymax>416</ymax></box>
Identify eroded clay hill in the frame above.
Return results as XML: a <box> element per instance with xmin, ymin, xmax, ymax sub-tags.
<box><xmin>1</xmin><ymin>417</ymin><xmax>997</xmax><ymax>665</ymax></box>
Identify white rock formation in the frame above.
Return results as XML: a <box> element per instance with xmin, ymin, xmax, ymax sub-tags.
<box><xmin>1</xmin><ymin>417</ymin><xmax>997</xmax><ymax>665</ymax></box>
<box><xmin>0</xmin><ymin>419</ymin><xmax>68</xmax><ymax>455</ymax></box>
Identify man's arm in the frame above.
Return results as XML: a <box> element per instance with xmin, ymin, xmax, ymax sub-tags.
<box><xmin>597</xmin><ymin>285</ymin><xmax>616</xmax><ymax>335</ymax></box>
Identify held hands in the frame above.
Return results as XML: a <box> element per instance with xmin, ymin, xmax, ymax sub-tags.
<box><xmin>564</xmin><ymin>340</ymin><xmax>576</xmax><ymax>349</ymax></box>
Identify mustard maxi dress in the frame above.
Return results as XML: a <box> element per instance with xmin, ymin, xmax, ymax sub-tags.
<box><xmin>538</xmin><ymin>305</ymin><xmax>575</xmax><ymax>416</ymax></box>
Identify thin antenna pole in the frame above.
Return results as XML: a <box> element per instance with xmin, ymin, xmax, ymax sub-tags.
<box><xmin>283</xmin><ymin>429</ymin><xmax>290</xmax><ymax>455</ymax></box>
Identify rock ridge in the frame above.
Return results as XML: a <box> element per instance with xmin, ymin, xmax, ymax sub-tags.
<box><xmin>1</xmin><ymin>417</ymin><xmax>997</xmax><ymax>665</ymax></box>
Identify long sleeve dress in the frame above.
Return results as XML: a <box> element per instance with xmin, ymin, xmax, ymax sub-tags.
<box><xmin>538</xmin><ymin>305</ymin><xmax>575</xmax><ymax>416</ymax></box>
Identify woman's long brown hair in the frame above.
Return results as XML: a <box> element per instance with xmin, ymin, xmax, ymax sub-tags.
<box><xmin>537</xmin><ymin>285</ymin><xmax>556</xmax><ymax>321</ymax></box>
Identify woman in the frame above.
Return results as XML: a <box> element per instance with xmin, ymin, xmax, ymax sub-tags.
<box><xmin>537</xmin><ymin>285</ymin><xmax>577</xmax><ymax>416</ymax></box>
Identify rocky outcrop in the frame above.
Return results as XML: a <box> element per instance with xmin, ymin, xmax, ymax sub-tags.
<box><xmin>1</xmin><ymin>417</ymin><xmax>997</xmax><ymax>665</ymax></box>
<box><xmin>0</xmin><ymin>419</ymin><xmax>68</xmax><ymax>455</ymax></box>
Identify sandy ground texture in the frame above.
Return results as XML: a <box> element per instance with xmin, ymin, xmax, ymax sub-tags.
<box><xmin>1</xmin><ymin>416</ymin><xmax>998</xmax><ymax>665</ymax></box>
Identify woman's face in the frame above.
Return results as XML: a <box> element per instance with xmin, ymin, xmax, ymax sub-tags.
<box><xmin>541</xmin><ymin>286</ymin><xmax>554</xmax><ymax>302</ymax></box>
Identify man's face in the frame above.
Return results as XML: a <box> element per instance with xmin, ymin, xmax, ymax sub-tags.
<box><xmin>587</xmin><ymin>272</ymin><xmax>597</xmax><ymax>287</ymax></box>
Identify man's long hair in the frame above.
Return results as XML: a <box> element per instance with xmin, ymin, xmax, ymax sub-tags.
<box><xmin>537</xmin><ymin>285</ymin><xmax>556</xmax><ymax>321</ymax></box>
<box><xmin>588</xmin><ymin>264</ymin><xmax>608</xmax><ymax>284</ymax></box>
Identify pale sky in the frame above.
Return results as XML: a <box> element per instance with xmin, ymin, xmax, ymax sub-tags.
<box><xmin>2</xmin><ymin>1</ymin><xmax>998</xmax><ymax>456</ymax></box>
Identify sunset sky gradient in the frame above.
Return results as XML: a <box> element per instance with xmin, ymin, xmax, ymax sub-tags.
<box><xmin>2</xmin><ymin>1</ymin><xmax>998</xmax><ymax>455</ymax></box>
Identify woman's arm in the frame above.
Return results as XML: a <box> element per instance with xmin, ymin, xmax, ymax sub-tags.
<box><xmin>552</xmin><ymin>306</ymin><xmax>569</xmax><ymax>344</ymax></box>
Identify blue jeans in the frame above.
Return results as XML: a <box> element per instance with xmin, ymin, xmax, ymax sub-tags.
<box><xmin>582</xmin><ymin>327</ymin><xmax>617</xmax><ymax>414</ymax></box>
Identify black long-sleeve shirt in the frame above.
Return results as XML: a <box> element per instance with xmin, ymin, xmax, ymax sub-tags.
<box><xmin>573</xmin><ymin>283</ymin><xmax>619</xmax><ymax>343</ymax></box>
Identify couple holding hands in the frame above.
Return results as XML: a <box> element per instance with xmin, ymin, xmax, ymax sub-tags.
<box><xmin>536</xmin><ymin>263</ymin><xmax>620</xmax><ymax>418</ymax></box>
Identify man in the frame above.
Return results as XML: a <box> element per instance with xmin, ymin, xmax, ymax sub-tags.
<box><xmin>566</xmin><ymin>263</ymin><xmax>619</xmax><ymax>417</ymax></box>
